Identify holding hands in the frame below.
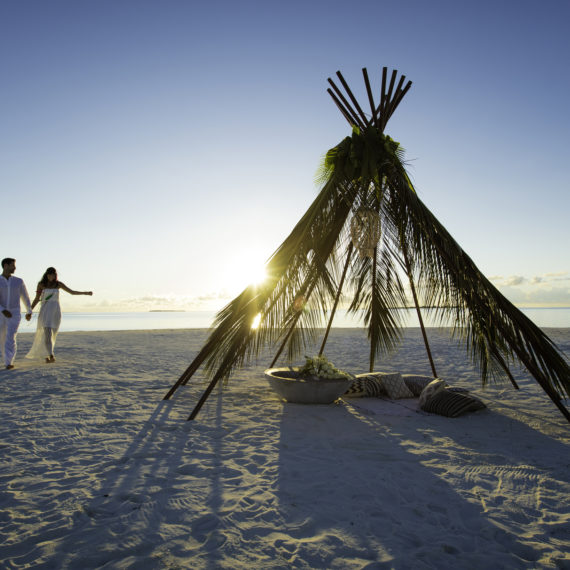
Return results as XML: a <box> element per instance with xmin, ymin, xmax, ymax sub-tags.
<box><xmin>2</xmin><ymin>308</ymin><xmax>31</xmax><ymax>320</ymax></box>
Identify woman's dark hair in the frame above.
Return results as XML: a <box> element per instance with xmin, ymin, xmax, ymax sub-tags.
<box><xmin>40</xmin><ymin>267</ymin><xmax>58</xmax><ymax>288</ymax></box>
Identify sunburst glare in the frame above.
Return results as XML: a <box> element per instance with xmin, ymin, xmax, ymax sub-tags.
<box><xmin>224</xmin><ymin>248</ymin><xmax>268</xmax><ymax>293</ymax></box>
<box><xmin>251</xmin><ymin>313</ymin><xmax>262</xmax><ymax>329</ymax></box>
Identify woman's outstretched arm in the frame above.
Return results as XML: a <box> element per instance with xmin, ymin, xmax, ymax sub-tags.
<box><xmin>59</xmin><ymin>282</ymin><xmax>93</xmax><ymax>296</ymax></box>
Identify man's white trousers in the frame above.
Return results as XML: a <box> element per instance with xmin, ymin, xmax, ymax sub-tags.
<box><xmin>0</xmin><ymin>312</ymin><xmax>22</xmax><ymax>366</ymax></box>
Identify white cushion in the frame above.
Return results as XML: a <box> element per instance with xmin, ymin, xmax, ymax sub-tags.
<box><xmin>381</xmin><ymin>372</ymin><xmax>414</xmax><ymax>400</ymax></box>
<box><xmin>419</xmin><ymin>378</ymin><xmax>446</xmax><ymax>408</ymax></box>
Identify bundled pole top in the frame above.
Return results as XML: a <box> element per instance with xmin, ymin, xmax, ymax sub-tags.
<box><xmin>327</xmin><ymin>67</ymin><xmax>412</xmax><ymax>132</ymax></box>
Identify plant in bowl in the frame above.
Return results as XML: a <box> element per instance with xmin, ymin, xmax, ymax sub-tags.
<box><xmin>264</xmin><ymin>355</ymin><xmax>353</xmax><ymax>404</ymax></box>
<box><xmin>298</xmin><ymin>355</ymin><xmax>351</xmax><ymax>381</ymax></box>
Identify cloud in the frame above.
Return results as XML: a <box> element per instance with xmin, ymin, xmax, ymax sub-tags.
<box><xmin>544</xmin><ymin>271</ymin><xmax>568</xmax><ymax>279</ymax></box>
<box><xmin>497</xmin><ymin>285</ymin><xmax>570</xmax><ymax>307</ymax></box>
<box><xmin>488</xmin><ymin>272</ymin><xmax>569</xmax><ymax>296</ymax></box>
<box><xmin>444</xmin><ymin>271</ymin><xmax>570</xmax><ymax>307</ymax></box>
<box><xmin>531</xmin><ymin>272</ymin><xmax>569</xmax><ymax>284</ymax></box>
<box><xmin>504</xmin><ymin>275</ymin><xmax>526</xmax><ymax>286</ymax></box>
<box><xmin>196</xmin><ymin>291</ymin><xmax>233</xmax><ymax>302</ymax></box>
<box><xmin>72</xmin><ymin>290</ymin><xmax>236</xmax><ymax>312</ymax></box>
<box><xmin>552</xmin><ymin>273</ymin><xmax>570</xmax><ymax>281</ymax></box>
<box><xmin>64</xmin><ymin>271</ymin><xmax>570</xmax><ymax>313</ymax></box>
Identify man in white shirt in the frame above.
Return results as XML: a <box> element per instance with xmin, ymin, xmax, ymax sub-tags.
<box><xmin>0</xmin><ymin>258</ymin><xmax>32</xmax><ymax>369</ymax></box>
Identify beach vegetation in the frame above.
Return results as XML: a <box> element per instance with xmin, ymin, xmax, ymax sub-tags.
<box><xmin>298</xmin><ymin>354</ymin><xmax>351</xmax><ymax>380</ymax></box>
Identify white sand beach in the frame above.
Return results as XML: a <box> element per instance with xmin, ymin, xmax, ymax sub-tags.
<box><xmin>1</xmin><ymin>328</ymin><xmax>569</xmax><ymax>569</ymax></box>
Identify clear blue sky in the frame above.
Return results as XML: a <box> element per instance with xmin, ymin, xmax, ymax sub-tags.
<box><xmin>2</xmin><ymin>0</ymin><xmax>569</xmax><ymax>311</ymax></box>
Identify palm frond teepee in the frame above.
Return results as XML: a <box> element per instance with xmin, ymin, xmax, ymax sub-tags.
<box><xmin>164</xmin><ymin>67</ymin><xmax>570</xmax><ymax>423</ymax></box>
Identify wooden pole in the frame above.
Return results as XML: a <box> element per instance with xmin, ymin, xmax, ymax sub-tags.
<box><xmin>379</xmin><ymin>66</ymin><xmax>388</xmax><ymax>122</ymax></box>
<box><xmin>362</xmin><ymin>68</ymin><xmax>378</xmax><ymax>126</ymax></box>
<box><xmin>335</xmin><ymin>71</ymin><xmax>370</xmax><ymax>126</ymax></box>
<box><xmin>327</xmin><ymin>79</ymin><xmax>366</xmax><ymax>129</ymax></box>
<box><xmin>327</xmin><ymin>89</ymin><xmax>356</xmax><ymax>127</ymax></box>
<box><xmin>382</xmin><ymin>75</ymin><xmax>406</xmax><ymax>121</ymax></box>
<box><xmin>163</xmin><ymin>325</ymin><xmax>230</xmax><ymax>399</ymax></box>
<box><xmin>368</xmin><ymin>249</ymin><xmax>378</xmax><ymax>372</ymax></box>
<box><xmin>269</xmin><ymin>279</ymin><xmax>319</xmax><ymax>368</ymax></box>
<box><xmin>188</xmin><ymin>372</ymin><xmax>223</xmax><ymax>421</ymax></box>
<box><xmin>163</xmin><ymin>354</ymin><xmax>205</xmax><ymax>400</ymax></box>
<box><xmin>385</xmin><ymin>79</ymin><xmax>412</xmax><ymax>119</ymax></box>
<box><xmin>319</xmin><ymin>243</ymin><xmax>353</xmax><ymax>356</ymax></box>
<box><xmin>187</xmin><ymin>348</ymin><xmax>241</xmax><ymax>421</ymax></box>
<box><xmin>401</xmin><ymin>243</ymin><xmax>438</xmax><ymax>378</ymax></box>
<box><xmin>379</xmin><ymin>70</ymin><xmax>398</xmax><ymax>131</ymax></box>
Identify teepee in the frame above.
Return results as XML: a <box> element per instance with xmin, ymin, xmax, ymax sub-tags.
<box><xmin>164</xmin><ymin>67</ymin><xmax>570</xmax><ymax>423</ymax></box>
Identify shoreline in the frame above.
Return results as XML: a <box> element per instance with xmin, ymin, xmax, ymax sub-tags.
<box><xmin>17</xmin><ymin>324</ymin><xmax>570</xmax><ymax>335</ymax></box>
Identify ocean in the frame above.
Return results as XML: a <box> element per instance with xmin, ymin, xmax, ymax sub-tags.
<box><xmin>19</xmin><ymin>308</ymin><xmax>570</xmax><ymax>333</ymax></box>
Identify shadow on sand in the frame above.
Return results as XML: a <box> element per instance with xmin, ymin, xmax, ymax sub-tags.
<box><xmin>274</xmin><ymin>400</ymin><xmax>570</xmax><ymax>569</ymax></box>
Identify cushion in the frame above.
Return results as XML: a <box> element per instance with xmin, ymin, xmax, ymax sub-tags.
<box><xmin>358</xmin><ymin>374</ymin><xmax>387</xmax><ymax>397</ymax></box>
<box><xmin>344</xmin><ymin>377</ymin><xmax>369</xmax><ymax>397</ymax></box>
<box><xmin>421</xmin><ymin>389</ymin><xmax>486</xmax><ymax>417</ymax></box>
<box><xmin>419</xmin><ymin>378</ymin><xmax>446</xmax><ymax>408</ymax></box>
<box><xmin>381</xmin><ymin>372</ymin><xmax>414</xmax><ymax>400</ymax></box>
<box><xmin>344</xmin><ymin>374</ymin><xmax>387</xmax><ymax>398</ymax></box>
<box><xmin>402</xmin><ymin>374</ymin><xmax>433</xmax><ymax>397</ymax></box>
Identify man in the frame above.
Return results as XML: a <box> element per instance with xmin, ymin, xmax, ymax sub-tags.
<box><xmin>0</xmin><ymin>258</ymin><xmax>32</xmax><ymax>369</ymax></box>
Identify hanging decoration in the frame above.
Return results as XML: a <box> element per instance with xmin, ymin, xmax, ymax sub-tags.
<box><xmin>350</xmin><ymin>207</ymin><xmax>382</xmax><ymax>258</ymax></box>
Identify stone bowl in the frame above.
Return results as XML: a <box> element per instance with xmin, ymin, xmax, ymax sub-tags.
<box><xmin>264</xmin><ymin>367</ymin><xmax>352</xmax><ymax>404</ymax></box>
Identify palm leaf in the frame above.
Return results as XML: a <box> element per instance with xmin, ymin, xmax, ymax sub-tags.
<box><xmin>386</xmin><ymin>168</ymin><xmax>570</xmax><ymax>399</ymax></box>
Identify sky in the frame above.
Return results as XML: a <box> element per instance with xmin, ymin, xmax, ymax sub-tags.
<box><xmin>1</xmin><ymin>0</ymin><xmax>569</xmax><ymax>312</ymax></box>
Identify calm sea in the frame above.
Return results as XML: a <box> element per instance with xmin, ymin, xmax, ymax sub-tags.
<box><xmin>19</xmin><ymin>308</ymin><xmax>570</xmax><ymax>333</ymax></box>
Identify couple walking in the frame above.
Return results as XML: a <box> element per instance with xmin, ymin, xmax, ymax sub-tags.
<box><xmin>0</xmin><ymin>258</ymin><xmax>92</xmax><ymax>369</ymax></box>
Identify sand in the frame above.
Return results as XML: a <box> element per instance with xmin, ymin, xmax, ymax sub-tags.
<box><xmin>0</xmin><ymin>328</ymin><xmax>569</xmax><ymax>569</ymax></box>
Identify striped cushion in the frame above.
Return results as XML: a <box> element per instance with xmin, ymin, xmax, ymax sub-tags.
<box><xmin>447</xmin><ymin>386</ymin><xmax>470</xmax><ymax>394</ymax></box>
<box><xmin>402</xmin><ymin>374</ymin><xmax>433</xmax><ymax>397</ymax></box>
<box><xmin>344</xmin><ymin>374</ymin><xmax>387</xmax><ymax>398</ymax></box>
<box><xmin>360</xmin><ymin>374</ymin><xmax>387</xmax><ymax>397</ymax></box>
<box><xmin>421</xmin><ymin>389</ymin><xmax>486</xmax><ymax>417</ymax></box>
<box><xmin>344</xmin><ymin>377</ymin><xmax>369</xmax><ymax>397</ymax></box>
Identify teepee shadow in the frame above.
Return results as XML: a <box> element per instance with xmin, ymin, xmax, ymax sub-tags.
<box><xmin>274</xmin><ymin>399</ymin><xmax>568</xmax><ymax>569</ymax></box>
<box><xmin>44</xmin><ymin>383</ymin><xmax>229</xmax><ymax>568</ymax></box>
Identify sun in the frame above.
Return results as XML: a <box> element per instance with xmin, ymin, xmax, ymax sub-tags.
<box><xmin>247</xmin><ymin>264</ymin><xmax>267</xmax><ymax>286</ymax></box>
<box><xmin>224</xmin><ymin>248</ymin><xmax>268</xmax><ymax>293</ymax></box>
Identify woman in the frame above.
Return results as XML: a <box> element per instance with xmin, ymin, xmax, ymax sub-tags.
<box><xmin>26</xmin><ymin>267</ymin><xmax>93</xmax><ymax>363</ymax></box>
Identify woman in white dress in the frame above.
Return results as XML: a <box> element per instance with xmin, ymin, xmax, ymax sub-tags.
<box><xmin>26</xmin><ymin>267</ymin><xmax>93</xmax><ymax>363</ymax></box>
